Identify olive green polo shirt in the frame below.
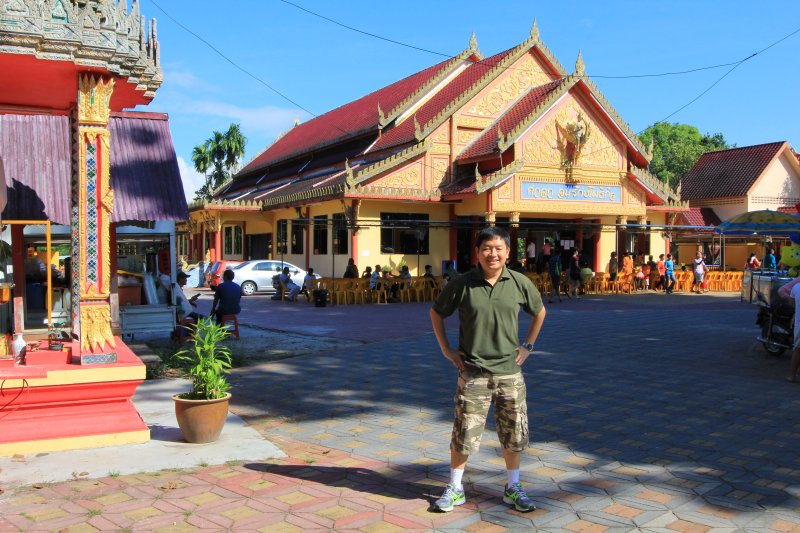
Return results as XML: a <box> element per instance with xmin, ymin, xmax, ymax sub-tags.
<box><xmin>432</xmin><ymin>267</ymin><xmax>544</xmax><ymax>375</ymax></box>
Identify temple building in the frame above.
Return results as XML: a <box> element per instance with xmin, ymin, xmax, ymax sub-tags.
<box><xmin>676</xmin><ymin>141</ymin><xmax>800</xmax><ymax>267</ymax></box>
<box><xmin>185</xmin><ymin>23</ymin><xmax>686</xmax><ymax>278</ymax></box>
<box><xmin>0</xmin><ymin>0</ymin><xmax>187</xmax><ymax>454</ymax></box>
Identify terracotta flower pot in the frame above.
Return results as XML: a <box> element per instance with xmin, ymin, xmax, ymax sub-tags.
<box><xmin>173</xmin><ymin>393</ymin><xmax>231</xmax><ymax>443</ymax></box>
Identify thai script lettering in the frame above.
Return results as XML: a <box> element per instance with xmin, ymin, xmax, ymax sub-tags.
<box><xmin>521</xmin><ymin>183</ymin><xmax>620</xmax><ymax>203</ymax></box>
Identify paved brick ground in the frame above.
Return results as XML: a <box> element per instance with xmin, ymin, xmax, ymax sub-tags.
<box><xmin>2</xmin><ymin>292</ymin><xmax>800</xmax><ymax>532</ymax></box>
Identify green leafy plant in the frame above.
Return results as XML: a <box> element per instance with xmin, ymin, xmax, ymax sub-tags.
<box><xmin>173</xmin><ymin>318</ymin><xmax>232</xmax><ymax>400</ymax></box>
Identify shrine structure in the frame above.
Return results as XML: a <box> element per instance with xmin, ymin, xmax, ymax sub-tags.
<box><xmin>0</xmin><ymin>0</ymin><xmax>186</xmax><ymax>454</ymax></box>
<box><xmin>184</xmin><ymin>23</ymin><xmax>687</xmax><ymax>277</ymax></box>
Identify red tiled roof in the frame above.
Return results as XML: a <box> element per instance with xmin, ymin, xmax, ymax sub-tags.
<box><xmin>777</xmin><ymin>205</ymin><xmax>799</xmax><ymax>214</ymax></box>
<box><xmin>680</xmin><ymin>142</ymin><xmax>786</xmax><ymax>200</ymax></box>
<box><xmin>682</xmin><ymin>207</ymin><xmax>721</xmax><ymax>227</ymax></box>
<box><xmin>239</xmin><ymin>57</ymin><xmax>457</xmax><ymax>175</ymax></box>
<box><xmin>458</xmin><ymin>79</ymin><xmax>563</xmax><ymax>161</ymax></box>
<box><xmin>370</xmin><ymin>47</ymin><xmax>518</xmax><ymax>153</ymax></box>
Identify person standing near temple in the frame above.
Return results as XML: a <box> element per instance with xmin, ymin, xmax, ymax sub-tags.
<box><xmin>429</xmin><ymin>226</ymin><xmax>546</xmax><ymax>513</ymax></box>
<box><xmin>525</xmin><ymin>239</ymin><xmax>536</xmax><ymax>272</ymax></box>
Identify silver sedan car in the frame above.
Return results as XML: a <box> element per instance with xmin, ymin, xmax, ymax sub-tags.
<box><xmin>230</xmin><ymin>260</ymin><xmax>314</xmax><ymax>296</ymax></box>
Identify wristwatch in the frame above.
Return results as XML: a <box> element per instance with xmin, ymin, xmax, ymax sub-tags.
<box><xmin>521</xmin><ymin>342</ymin><xmax>534</xmax><ymax>352</ymax></box>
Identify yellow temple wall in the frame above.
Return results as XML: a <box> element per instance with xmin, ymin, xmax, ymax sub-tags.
<box><xmin>748</xmin><ymin>152</ymin><xmax>800</xmax><ymax>211</ymax></box>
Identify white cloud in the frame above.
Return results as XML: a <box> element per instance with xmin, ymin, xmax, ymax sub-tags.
<box><xmin>189</xmin><ymin>100</ymin><xmax>310</xmax><ymax>139</ymax></box>
<box><xmin>163</xmin><ymin>68</ymin><xmax>220</xmax><ymax>93</ymax></box>
<box><xmin>177</xmin><ymin>156</ymin><xmax>207</xmax><ymax>203</ymax></box>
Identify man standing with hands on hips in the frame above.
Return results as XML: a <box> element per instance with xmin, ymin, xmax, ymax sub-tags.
<box><xmin>429</xmin><ymin>226</ymin><xmax>547</xmax><ymax>513</ymax></box>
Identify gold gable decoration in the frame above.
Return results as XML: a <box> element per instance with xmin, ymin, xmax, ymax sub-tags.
<box><xmin>556</xmin><ymin>112</ymin><xmax>591</xmax><ymax>181</ymax></box>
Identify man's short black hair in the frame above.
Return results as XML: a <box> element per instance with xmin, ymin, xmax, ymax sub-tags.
<box><xmin>177</xmin><ymin>271</ymin><xmax>188</xmax><ymax>280</ymax></box>
<box><xmin>475</xmin><ymin>226</ymin><xmax>511</xmax><ymax>249</ymax></box>
<box><xmin>222</xmin><ymin>269</ymin><xmax>235</xmax><ymax>282</ymax></box>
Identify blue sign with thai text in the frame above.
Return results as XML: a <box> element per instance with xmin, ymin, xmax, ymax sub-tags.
<box><xmin>521</xmin><ymin>182</ymin><xmax>620</xmax><ymax>203</ymax></box>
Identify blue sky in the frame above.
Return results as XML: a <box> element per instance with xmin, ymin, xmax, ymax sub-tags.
<box><xmin>139</xmin><ymin>1</ymin><xmax>800</xmax><ymax>200</ymax></box>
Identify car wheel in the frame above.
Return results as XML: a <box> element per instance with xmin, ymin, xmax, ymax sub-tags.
<box><xmin>241</xmin><ymin>281</ymin><xmax>257</xmax><ymax>296</ymax></box>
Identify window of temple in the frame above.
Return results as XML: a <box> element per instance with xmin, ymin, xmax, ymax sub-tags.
<box><xmin>276</xmin><ymin>220</ymin><xmax>288</xmax><ymax>255</ymax></box>
<box><xmin>332</xmin><ymin>213</ymin><xmax>348</xmax><ymax>255</ymax></box>
<box><xmin>313</xmin><ymin>215</ymin><xmax>328</xmax><ymax>254</ymax></box>
<box><xmin>223</xmin><ymin>225</ymin><xmax>243</xmax><ymax>259</ymax></box>
<box><xmin>291</xmin><ymin>219</ymin><xmax>304</xmax><ymax>255</ymax></box>
<box><xmin>380</xmin><ymin>213</ymin><xmax>430</xmax><ymax>254</ymax></box>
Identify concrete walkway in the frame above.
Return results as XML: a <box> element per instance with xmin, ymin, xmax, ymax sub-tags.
<box><xmin>2</xmin><ymin>292</ymin><xmax>800</xmax><ymax>532</ymax></box>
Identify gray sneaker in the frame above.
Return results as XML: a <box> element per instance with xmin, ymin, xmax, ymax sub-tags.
<box><xmin>503</xmin><ymin>482</ymin><xmax>536</xmax><ymax>512</ymax></box>
<box><xmin>434</xmin><ymin>483</ymin><xmax>465</xmax><ymax>512</ymax></box>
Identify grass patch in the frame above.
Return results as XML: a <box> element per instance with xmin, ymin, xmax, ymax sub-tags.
<box><xmin>88</xmin><ymin>508</ymin><xmax>102</xmax><ymax>517</ymax></box>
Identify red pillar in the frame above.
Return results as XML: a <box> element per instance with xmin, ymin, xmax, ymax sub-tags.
<box><xmin>449</xmin><ymin>205</ymin><xmax>457</xmax><ymax>264</ymax></box>
<box><xmin>351</xmin><ymin>201</ymin><xmax>359</xmax><ymax>266</ymax></box>
<box><xmin>212</xmin><ymin>230</ymin><xmax>221</xmax><ymax>262</ymax></box>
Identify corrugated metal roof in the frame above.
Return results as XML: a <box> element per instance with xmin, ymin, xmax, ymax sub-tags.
<box><xmin>109</xmin><ymin>113</ymin><xmax>189</xmax><ymax>223</ymax></box>
<box><xmin>0</xmin><ymin>112</ymin><xmax>188</xmax><ymax>224</ymax></box>
<box><xmin>0</xmin><ymin>114</ymin><xmax>72</xmax><ymax>224</ymax></box>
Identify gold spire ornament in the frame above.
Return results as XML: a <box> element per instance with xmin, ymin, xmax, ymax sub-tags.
<box><xmin>530</xmin><ymin>19</ymin><xmax>540</xmax><ymax>42</ymax></box>
<box><xmin>575</xmin><ymin>51</ymin><xmax>585</xmax><ymax>77</ymax></box>
<box><xmin>469</xmin><ymin>32</ymin><xmax>478</xmax><ymax>51</ymax></box>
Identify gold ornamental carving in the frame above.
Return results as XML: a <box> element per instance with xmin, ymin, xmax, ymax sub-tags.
<box><xmin>464</xmin><ymin>54</ymin><xmax>551</xmax><ymax>118</ymax></box>
<box><xmin>522</xmin><ymin>99</ymin><xmax>620</xmax><ymax>169</ymax></box>
<box><xmin>497</xmin><ymin>180</ymin><xmax>513</xmax><ymax>199</ymax></box>
<box><xmin>80</xmin><ymin>304</ymin><xmax>116</xmax><ymax>353</ymax></box>
<box><xmin>431</xmin><ymin>158</ymin><xmax>449</xmax><ymax>190</ymax></box>
<box><xmin>77</xmin><ymin>127</ymin><xmax>112</xmax><ymax>300</ymax></box>
<box><xmin>456</xmin><ymin>129</ymin><xmax>480</xmax><ymax>147</ymax></box>
<box><xmin>376</xmin><ymin>165</ymin><xmax>422</xmax><ymax>189</ymax></box>
<box><xmin>77</xmin><ymin>74</ymin><xmax>115</xmax><ymax>126</ymax></box>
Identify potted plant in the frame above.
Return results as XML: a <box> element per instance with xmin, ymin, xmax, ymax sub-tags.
<box><xmin>172</xmin><ymin>317</ymin><xmax>233</xmax><ymax>443</ymax></box>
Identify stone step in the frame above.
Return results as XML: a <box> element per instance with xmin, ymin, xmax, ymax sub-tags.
<box><xmin>125</xmin><ymin>343</ymin><xmax>162</xmax><ymax>370</ymax></box>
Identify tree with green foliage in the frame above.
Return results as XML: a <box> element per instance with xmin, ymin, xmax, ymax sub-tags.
<box><xmin>192</xmin><ymin>123</ymin><xmax>247</xmax><ymax>202</ymax></box>
<box><xmin>639</xmin><ymin>122</ymin><xmax>731</xmax><ymax>189</ymax></box>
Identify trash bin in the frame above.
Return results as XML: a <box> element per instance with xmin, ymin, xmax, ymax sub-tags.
<box><xmin>313</xmin><ymin>289</ymin><xmax>328</xmax><ymax>307</ymax></box>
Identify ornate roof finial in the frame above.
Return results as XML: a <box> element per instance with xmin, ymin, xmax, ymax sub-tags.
<box><xmin>414</xmin><ymin>114</ymin><xmax>423</xmax><ymax>139</ymax></box>
<box><xmin>530</xmin><ymin>19</ymin><xmax>540</xmax><ymax>42</ymax></box>
<box><xmin>497</xmin><ymin>127</ymin><xmax>508</xmax><ymax>151</ymax></box>
<box><xmin>575</xmin><ymin>50</ymin><xmax>585</xmax><ymax>76</ymax></box>
<box><xmin>648</xmin><ymin>137</ymin><xmax>654</xmax><ymax>157</ymax></box>
<box><xmin>294</xmin><ymin>116</ymin><xmax>300</xmax><ymax>127</ymax></box>
<box><xmin>469</xmin><ymin>32</ymin><xmax>478</xmax><ymax>51</ymax></box>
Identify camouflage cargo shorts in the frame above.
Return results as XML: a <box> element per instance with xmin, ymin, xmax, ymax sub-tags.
<box><xmin>451</xmin><ymin>367</ymin><xmax>528</xmax><ymax>455</ymax></box>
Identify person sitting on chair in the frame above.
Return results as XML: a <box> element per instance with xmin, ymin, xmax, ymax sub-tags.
<box><xmin>301</xmin><ymin>268</ymin><xmax>316</xmax><ymax>300</ymax></box>
<box><xmin>210</xmin><ymin>269</ymin><xmax>241</xmax><ymax>322</ymax></box>
<box><xmin>279</xmin><ymin>266</ymin><xmax>301</xmax><ymax>301</ymax></box>
<box><xmin>175</xmin><ymin>272</ymin><xmax>203</xmax><ymax>321</ymax></box>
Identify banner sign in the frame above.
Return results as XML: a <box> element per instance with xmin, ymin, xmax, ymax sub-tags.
<box><xmin>521</xmin><ymin>182</ymin><xmax>620</xmax><ymax>203</ymax></box>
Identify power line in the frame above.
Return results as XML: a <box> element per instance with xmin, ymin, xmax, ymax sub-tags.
<box><xmin>148</xmin><ymin>0</ymin><xmax>319</xmax><ymax>119</ymax></box>
<box><xmin>147</xmin><ymin>0</ymin><xmax>796</xmax><ymax>193</ymax></box>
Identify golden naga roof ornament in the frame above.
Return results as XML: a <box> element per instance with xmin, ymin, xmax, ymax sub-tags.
<box><xmin>413</xmin><ymin>114</ymin><xmax>423</xmax><ymax>139</ymax></box>
<box><xmin>293</xmin><ymin>117</ymin><xmax>300</xmax><ymax>127</ymax></box>
<box><xmin>377</xmin><ymin>103</ymin><xmax>388</xmax><ymax>127</ymax></box>
<box><xmin>648</xmin><ymin>138</ymin><xmax>655</xmax><ymax>158</ymax></box>
<box><xmin>575</xmin><ymin>50</ymin><xmax>585</xmax><ymax>77</ymax></box>
<box><xmin>497</xmin><ymin>127</ymin><xmax>508</xmax><ymax>152</ymax></box>
<box><xmin>469</xmin><ymin>32</ymin><xmax>478</xmax><ymax>52</ymax></box>
<box><xmin>530</xmin><ymin>19</ymin><xmax>540</xmax><ymax>42</ymax></box>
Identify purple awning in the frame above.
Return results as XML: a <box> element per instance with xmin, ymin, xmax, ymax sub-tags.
<box><xmin>0</xmin><ymin>112</ymin><xmax>188</xmax><ymax>225</ymax></box>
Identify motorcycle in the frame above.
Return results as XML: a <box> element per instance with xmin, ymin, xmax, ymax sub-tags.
<box><xmin>744</xmin><ymin>270</ymin><xmax>795</xmax><ymax>356</ymax></box>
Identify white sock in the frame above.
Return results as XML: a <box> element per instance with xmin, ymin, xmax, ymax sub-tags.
<box><xmin>450</xmin><ymin>468</ymin><xmax>464</xmax><ymax>490</ymax></box>
<box><xmin>507</xmin><ymin>469</ymin><xmax>520</xmax><ymax>488</ymax></box>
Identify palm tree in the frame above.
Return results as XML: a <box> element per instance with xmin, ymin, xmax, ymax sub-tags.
<box><xmin>190</xmin><ymin>124</ymin><xmax>247</xmax><ymax>201</ymax></box>
<box><xmin>223</xmin><ymin>123</ymin><xmax>246</xmax><ymax>175</ymax></box>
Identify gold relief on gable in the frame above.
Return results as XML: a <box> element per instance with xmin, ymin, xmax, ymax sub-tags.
<box><xmin>522</xmin><ymin>101</ymin><xmax>620</xmax><ymax>169</ymax></box>
<box><xmin>431</xmin><ymin>157</ymin><xmax>449</xmax><ymax>190</ymax></box>
<box><xmin>464</xmin><ymin>54</ymin><xmax>552</xmax><ymax>118</ymax></box>
<box><xmin>433</xmin><ymin>129</ymin><xmax>449</xmax><ymax>143</ymax></box>
<box><xmin>456</xmin><ymin>128</ymin><xmax>481</xmax><ymax>148</ymax></box>
<box><xmin>497</xmin><ymin>180</ymin><xmax>513</xmax><ymax>200</ymax></box>
<box><xmin>624</xmin><ymin>183</ymin><xmax>644</xmax><ymax>206</ymax></box>
<box><xmin>375</xmin><ymin>163</ymin><xmax>423</xmax><ymax>189</ymax></box>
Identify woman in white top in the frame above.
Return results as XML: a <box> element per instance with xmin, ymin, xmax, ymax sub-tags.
<box><xmin>692</xmin><ymin>250</ymin><xmax>708</xmax><ymax>294</ymax></box>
